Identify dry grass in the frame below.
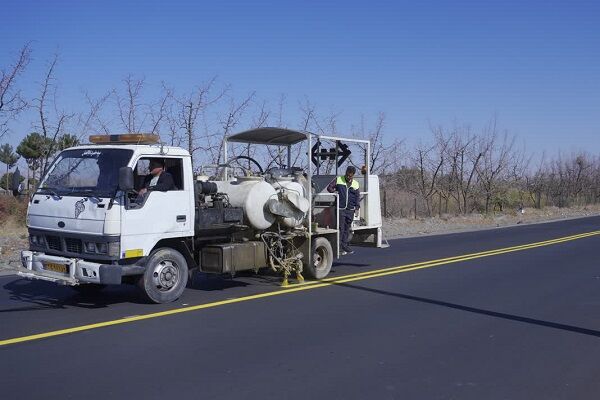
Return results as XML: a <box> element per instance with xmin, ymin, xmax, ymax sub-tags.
<box><xmin>0</xmin><ymin>195</ymin><xmax>28</xmax><ymax>238</ymax></box>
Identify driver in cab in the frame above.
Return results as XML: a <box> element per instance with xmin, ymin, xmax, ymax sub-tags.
<box><xmin>138</xmin><ymin>159</ymin><xmax>176</xmax><ymax>198</ymax></box>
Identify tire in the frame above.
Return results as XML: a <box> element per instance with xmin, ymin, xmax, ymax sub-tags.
<box><xmin>303</xmin><ymin>237</ymin><xmax>333</xmax><ymax>280</ymax></box>
<box><xmin>138</xmin><ymin>248</ymin><xmax>188</xmax><ymax>304</ymax></box>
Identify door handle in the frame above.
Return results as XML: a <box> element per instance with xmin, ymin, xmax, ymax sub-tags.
<box><xmin>176</xmin><ymin>215</ymin><xmax>186</xmax><ymax>222</ymax></box>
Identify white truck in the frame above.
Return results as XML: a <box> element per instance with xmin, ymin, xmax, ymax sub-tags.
<box><xmin>19</xmin><ymin>128</ymin><xmax>387</xmax><ymax>303</ymax></box>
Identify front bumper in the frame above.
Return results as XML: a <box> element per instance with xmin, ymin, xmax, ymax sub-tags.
<box><xmin>19</xmin><ymin>251</ymin><xmax>145</xmax><ymax>285</ymax></box>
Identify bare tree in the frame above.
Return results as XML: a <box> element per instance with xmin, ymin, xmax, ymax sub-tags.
<box><xmin>353</xmin><ymin>113</ymin><xmax>404</xmax><ymax>175</ymax></box>
<box><xmin>276</xmin><ymin>93</ymin><xmax>287</xmax><ymax>128</ymax></box>
<box><xmin>524</xmin><ymin>154</ymin><xmax>547</xmax><ymax>208</ymax></box>
<box><xmin>439</xmin><ymin>124</ymin><xmax>482</xmax><ymax>214</ymax></box>
<box><xmin>430</xmin><ymin>126</ymin><xmax>455</xmax><ymax>214</ymax></box>
<box><xmin>34</xmin><ymin>54</ymin><xmax>74</xmax><ymax>175</ymax></box>
<box><xmin>114</xmin><ymin>75</ymin><xmax>145</xmax><ymax>133</ymax></box>
<box><xmin>314</xmin><ymin>108</ymin><xmax>343</xmax><ymax>174</ymax></box>
<box><xmin>546</xmin><ymin>152</ymin><xmax>594</xmax><ymax>207</ymax></box>
<box><xmin>410</xmin><ymin>140</ymin><xmax>446</xmax><ymax>216</ymax></box>
<box><xmin>164</xmin><ymin>100</ymin><xmax>183</xmax><ymax>147</ymax></box>
<box><xmin>148</xmin><ymin>84</ymin><xmax>172</xmax><ymax>135</ymax></box>
<box><xmin>251</xmin><ymin>99</ymin><xmax>270</xmax><ymax>128</ymax></box>
<box><xmin>170</xmin><ymin>77</ymin><xmax>225</xmax><ymax>169</ymax></box>
<box><xmin>112</xmin><ymin>75</ymin><xmax>174</xmax><ymax>137</ymax></box>
<box><xmin>0</xmin><ymin>43</ymin><xmax>32</xmax><ymax>139</ymax></box>
<box><xmin>245</xmin><ymin>99</ymin><xmax>272</xmax><ymax>169</ymax></box>
<box><xmin>76</xmin><ymin>90</ymin><xmax>112</xmax><ymax>138</ymax></box>
<box><xmin>262</xmin><ymin>94</ymin><xmax>290</xmax><ymax>169</ymax></box>
<box><xmin>475</xmin><ymin>118</ymin><xmax>516</xmax><ymax>214</ymax></box>
<box><xmin>210</xmin><ymin>92</ymin><xmax>256</xmax><ymax>166</ymax></box>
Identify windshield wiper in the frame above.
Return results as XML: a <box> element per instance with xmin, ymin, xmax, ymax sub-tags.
<box><xmin>68</xmin><ymin>188</ymin><xmax>104</xmax><ymax>202</ymax></box>
<box><xmin>37</xmin><ymin>187</ymin><xmax>63</xmax><ymax>199</ymax></box>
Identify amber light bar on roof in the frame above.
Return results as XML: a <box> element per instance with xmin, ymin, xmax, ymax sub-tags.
<box><xmin>89</xmin><ymin>134</ymin><xmax>160</xmax><ymax>145</ymax></box>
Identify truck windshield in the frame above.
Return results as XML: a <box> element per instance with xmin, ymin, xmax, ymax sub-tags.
<box><xmin>38</xmin><ymin>148</ymin><xmax>133</xmax><ymax>197</ymax></box>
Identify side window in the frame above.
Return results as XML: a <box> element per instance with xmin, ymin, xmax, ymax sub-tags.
<box><xmin>137</xmin><ymin>159</ymin><xmax>150</xmax><ymax>175</ymax></box>
<box><xmin>164</xmin><ymin>158</ymin><xmax>184</xmax><ymax>190</ymax></box>
<box><xmin>134</xmin><ymin>159</ymin><xmax>150</xmax><ymax>191</ymax></box>
<box><xmin>135</xmin><ymin>157</ymin><xmax>184</xmax><ymax>191</ymax></box>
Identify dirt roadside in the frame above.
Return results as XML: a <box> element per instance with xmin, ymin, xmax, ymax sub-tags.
<box><xmin>1</xmin><ymin>205</ymin><xmax>599</xmax><ymax>276</ymax></box>
<box><xmin>383</xmin><ymin>205</ymin><xmax>600</xmax><ymax>240</ymax></box>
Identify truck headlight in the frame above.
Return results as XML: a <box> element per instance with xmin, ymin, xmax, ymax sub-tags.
<box><xmin>96</xmin><ymin>242</ymin><xmax>108</xmax><ymax>254</ymax></box>
<box><xmin>30</xmin><ymin>235</ymin><xmax>45</xmax><ymax>246</ymax></box>
<box><xmin>83</xmin><ymin>241</ymin><xmax>118</xmax><ymax>256</ymax></box>
<box><xmin>108</xmin><ymin>242</ymin><xmax>120</xmax><ymax>257</ymax></box>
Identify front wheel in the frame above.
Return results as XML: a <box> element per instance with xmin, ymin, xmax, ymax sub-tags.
<box><xmin>138</xmin><ymin>248</ymin><xmax>188</xmax><ymax>303</ymax></box>
<box><xmin>303</xmin><ymin>237</ymin><xmax>333</xmax><ymax>280</ymax></box>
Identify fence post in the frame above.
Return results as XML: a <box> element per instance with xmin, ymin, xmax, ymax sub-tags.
<box><xmin>414</xmin><ymin>198</ymin><xmax>417</xmax><ymax>219</ymax></box>
<box><xmin>383</xmin><ymin>189</ymin><xmax>387</xmax><ymax>218</ymax></box>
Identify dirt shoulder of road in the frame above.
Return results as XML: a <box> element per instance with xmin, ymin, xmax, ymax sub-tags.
<box><xmin>383</xmin><ymin>205</ymin><xmax>600</xmax><ymax>239</ymax></box>
<box><xmin>0</xmin><ymin>221</ymin><xmax>28</xmax><ymax>276</ymax></box>
<box><xmin>1</xmin><ymin>205</ymin><xmax>599</xmax><ymax>276</ymax></box>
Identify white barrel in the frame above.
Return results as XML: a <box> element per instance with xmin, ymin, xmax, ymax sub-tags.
<box><xmin>272</xmin><ymin>179</ymin><xmax>306</xmax><ymax>198</ymax></box>
<box><xmin>272</xmin><ymin>179</ymin><xmax>309</xmax><ymax>228</ymax></box>
<box><xmin>214</xmin><ymin>178</ymin><xmax>277</xmax><ymax>230</ymax></box>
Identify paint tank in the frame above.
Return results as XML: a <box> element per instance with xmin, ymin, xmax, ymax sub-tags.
<box><xmin>215</xmin><ymin>177</ymin><xmax>277</xmax><ymax>230</ymax></box>
<box><xmin>271</xmin><ymin>178</ymin><xmax>309</xmax><ymax>228</ymax></box>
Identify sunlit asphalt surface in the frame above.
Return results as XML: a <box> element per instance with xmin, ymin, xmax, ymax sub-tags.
<box><xmin>1</xmin><ymin>216</ymin><xmax>599</xmax><ymax>399</ymax></box>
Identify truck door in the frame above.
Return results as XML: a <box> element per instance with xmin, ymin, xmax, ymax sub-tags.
<box><xmin>120</xmin><ymin>156</ymin><xmax>194</xmax><ymax>258</ymax></box>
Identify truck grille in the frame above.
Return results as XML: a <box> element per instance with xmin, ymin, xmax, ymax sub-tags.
<box><xmin>65</xmin><ymin>238</ymin><xmax>82</xmax><ymax>253</ymax></box>
<box><xmin>46</xmin><ymin>235</ymin><xmax>62</xmax><ymax>251</ymax></box>
<box><xmin>29</xmin><ymin>229</ymin><xmax>119</xmax><ymax>262</ymax></box>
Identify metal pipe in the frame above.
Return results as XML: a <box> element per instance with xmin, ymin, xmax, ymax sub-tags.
<box><xmin>318</xmin><ymin>135</ymin><xmax>370</xmax><ymax>144</ymax></box>
<box><xmin>365</xmin><ymin>140</ymin><xmax>370</xmax><ymax>223</ymax></box>
<box><xmin>307</xmin><ymin>132</ymin><xmax>312</xmax><ymax>262</ymax></box>
<box><xmin>223</xmin><ymin>137</ymin><xmax>228</xmax><ymax>181</ymax></box>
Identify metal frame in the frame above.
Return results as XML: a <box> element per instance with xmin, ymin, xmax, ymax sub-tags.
<box><xmin>223</xmin><ymin>128</ymin><xmax>373</xmax><ymax>260</ymax></box>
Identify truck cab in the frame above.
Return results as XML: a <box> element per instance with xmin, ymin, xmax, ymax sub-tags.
<box><xmin>21</xmin><ymin>134</ymin><xmax>196</xmax><ymax>302</ymax></box>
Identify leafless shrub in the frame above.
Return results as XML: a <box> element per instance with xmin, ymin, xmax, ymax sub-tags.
<box><xmin>34</xmin><ymin>54</ymin><xmax>75</xmax><ymax>175</ymax></box>
<box><xmin>0</xmin><ymin>44</ymin><xmax>31</xmax><ymax>139</ymax></box>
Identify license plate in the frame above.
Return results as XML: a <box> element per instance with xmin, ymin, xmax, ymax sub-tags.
<box><xmin>44</xmin><ymin>262</ymin><xmax>68</xmax><ymax>274</ymax></box>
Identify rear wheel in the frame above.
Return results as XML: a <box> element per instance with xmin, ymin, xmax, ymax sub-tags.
<box><xmin>138</xmin><ymin>248</ymin><xmax>188</xmax><ymax>303</ymax></box>
<box><xmin>303</xmin><ymin>237</ymin><xmax>333</xmax><ymax>279</ymax></box>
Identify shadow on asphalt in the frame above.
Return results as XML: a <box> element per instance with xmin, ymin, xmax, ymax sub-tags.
<box><xmin>2</xmin><ymin>273</ymin><xmax>260</xmax><ymax>311</ymax></box>
<box><xmin>1</xmin><ymin>279</ymin><xmax>146</xmax><ymax>311</ymax></box>
<box><xmin>333</xmin><ymin>262</ymin><xmax>370</xmax><ymax>268</ymax></box>
<box><xmin>189</xmin><ymin>272</ymin><xmax>252</xmax><ymax>291</ymax></box>
<box><xmin>334</xmin><ymin>282</ymin><xmax>600</xmax><ymax>338</ymax></box>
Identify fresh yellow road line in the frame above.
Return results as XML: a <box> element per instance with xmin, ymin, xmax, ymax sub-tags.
<box><xmin>334</xmin><ymin>231</ymin><xmax>600</xmax><ymax>284</ymax></box>
<box><xmin>1</xmin><ymin>230</ymin><xmax>598</xmax><ymax>347</ymax></box>
<box><xmin>317</xmin><ymin>230</ymin><xmax>600</xmax><ymax>283</ymax></box>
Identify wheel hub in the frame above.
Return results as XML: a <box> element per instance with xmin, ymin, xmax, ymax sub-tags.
<box><xmin>152</xmin><ymin>260</ymin><xmax>179</xmax><ymax>291</ymax></box>
<box><xmin>313</xmin><ymin>248</ymin><xmax>326</xmax><ymax>270</ymax></box>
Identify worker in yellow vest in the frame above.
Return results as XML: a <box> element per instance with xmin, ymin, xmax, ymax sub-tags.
<box><xmin>327</xmin><ymin>166</ymin><xmax>360</xmax><ymax>255</ymax></box>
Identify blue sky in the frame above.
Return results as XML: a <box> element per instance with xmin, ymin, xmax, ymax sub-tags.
<box><xmin>2</xmin><ymin>0</ymin><xmax>599</xmax><ymax>156</ymax></box>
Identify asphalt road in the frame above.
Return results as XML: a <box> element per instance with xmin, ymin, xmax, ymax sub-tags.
<box><xmin>1</xmin><ymin>216</ymin><xmax>599</xmax><ymax>399</ymax></box>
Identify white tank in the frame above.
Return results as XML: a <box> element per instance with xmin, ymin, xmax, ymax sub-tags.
<box><xmin>215</xmin><ymin>177</ymin><xmax>277</xmax><ymax>230</ymax></box>
<box><xmin>272</xmin><ymin>178</ymin><xmax>306</xmax><ymax>198</ymax></box>
<box><xmin>271</xmin><ymin>178</ymin><xmax>309</xmax><ymax>228</ymax></box>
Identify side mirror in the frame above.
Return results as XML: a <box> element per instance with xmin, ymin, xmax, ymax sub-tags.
<box><xmin>118</xmin><ymin>167</ymin><xmax>134</xmax><ymax>191</ymax></box>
